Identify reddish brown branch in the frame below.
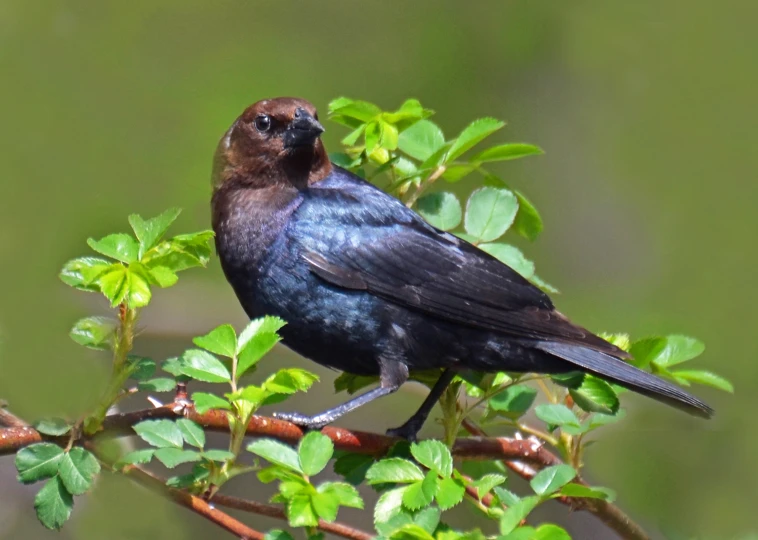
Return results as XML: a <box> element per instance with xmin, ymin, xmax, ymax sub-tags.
<box><xmin>212</xmin><ymin>493</ymin><xmax>374</xmax><ymax>540</ymax></box>
<box><xmin>461</xmin><ymin>419</ymin><xmax>650</xmax><ymax>540</ymax></box>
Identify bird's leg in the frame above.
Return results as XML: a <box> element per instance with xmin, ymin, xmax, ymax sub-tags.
<box><xmin>387</xmin><ymin>368</ymin><xmax>456</xmax><ymax>441</ymax></box>
<box><xmin>273</xmin><ymin>360</ymin><xmax>408</xmax><ymax>430</ymax></box>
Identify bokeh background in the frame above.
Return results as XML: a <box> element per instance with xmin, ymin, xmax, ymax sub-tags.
<box><xmin>1</xmin><ymin>1</ymin><xmax>755</xmax><ymax>538</ymax></box>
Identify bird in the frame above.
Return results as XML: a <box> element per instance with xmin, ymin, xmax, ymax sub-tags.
<box><xmin>210</xmin><ymin>97</ymin><xmax>713</xmax><ymax>440</ymax></box>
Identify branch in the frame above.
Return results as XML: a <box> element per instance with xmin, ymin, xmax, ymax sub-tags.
<box><xmin>461</xmin><ymin>420</ymin><xmax>650</xmax><ymax>540</ymax></box>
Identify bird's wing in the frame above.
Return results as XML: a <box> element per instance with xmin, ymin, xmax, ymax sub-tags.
<box><xmin>296</xmin><ymin>175</ymin><xmax>626</xmax><ymax>358</ymax></box>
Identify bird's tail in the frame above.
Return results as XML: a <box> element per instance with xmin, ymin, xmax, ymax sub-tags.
<box><xmin>536</xmin><ymin>341</ymin><xmax>714</xmax><ymax>418</ymax></box>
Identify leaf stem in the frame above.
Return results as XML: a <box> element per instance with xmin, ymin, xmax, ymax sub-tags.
<box><xmin>404</xmin><ymin>165</ymin><xmax>446</xmax><ymax>208</ymax></box>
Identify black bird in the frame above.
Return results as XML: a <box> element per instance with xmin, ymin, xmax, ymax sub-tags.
<box><xmin>211</xmin><ymin>97</ymin><xmax>712</xmax><ymax>440</ymax></box>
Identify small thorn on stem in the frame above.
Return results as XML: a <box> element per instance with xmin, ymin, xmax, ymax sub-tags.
<box><xmin>146</xmin><ymin>396</ymin><xmax>164</xmax><ymax>408</ymax></box>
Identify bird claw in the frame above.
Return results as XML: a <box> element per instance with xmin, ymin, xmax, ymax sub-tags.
<box><xmin>386</xmin><ymin>420</ymin><xmax>423</xmax><ymax>442</ymax></box>
<box><xmin>273</xmin><ymin>411</ymin><xmax>330</xmax><ymax>430</ymax></box>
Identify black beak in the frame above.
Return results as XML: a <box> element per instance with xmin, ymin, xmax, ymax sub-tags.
<box><xmin>283</xmin><ymin>108</ymin><xmax>325</xmax><ymax>149</ymax></box>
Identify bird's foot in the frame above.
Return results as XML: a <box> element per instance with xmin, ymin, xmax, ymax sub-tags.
<box><xmin>273</xmin><ymin>411</ymin><xmax>331</xmax><ymax>430</ymax></box>
<box><xmin>386</xmin><ymin>418</ymin><xmax>423</xmax><ymax>442</ymax></box>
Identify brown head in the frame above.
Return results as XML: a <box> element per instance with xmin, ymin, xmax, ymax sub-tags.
<box><xmin>212</xmin><ymin>97</ymin><xmax>332</xmax><ymax>191</ymax></box>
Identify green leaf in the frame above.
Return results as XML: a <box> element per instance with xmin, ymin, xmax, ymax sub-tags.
<box><xmin>143</xmin><ymin>230</ymin><xmax>214</xmax><ymax>273</ymax></box>
<box><xmin>587</xmin><ymin>410</ymin><xmax>626</xmax><ymax>430</ymax></box>
<box><xmin>15</xmin><ymin>443</ymin><xmax>65</xmax><ymax>484</ymax></box>
<box><xmin>471</xmin><ymin>143</ymin><xmax>542</xmax><ymax>163</ymax></box>
<box><xmin>435</xmin><ymin>476</ymin><xmax>466</xmax><ymax>510</ymax></box>
<box><xmin>237</xmin><ymin>316</ymin><xmax>286</xmax><ymax>378</ymax></box>
<box><xmin>416</xmin><ymin>192</ymin><xmax>462</xmax><ymax>231</ymax></box>
<box><xmin>389</xmin><ymin>524</ymin><xmax>436</xmax><ymax>540</ymax></box>
<box><xmin>318</xmin><ymin>482</ymin><xmax>363</xmax><ymax>508</ymax></box>
<box><xmin>98</xmin><ymin>265</ymin><xmax>129</xmax><ymax>306</ymax></box>
<box><xmin>126</xmin><ymin>268</ymin><xmax>152</xmax><ymax>307</ymax></box>
<box><xmin>265</xmin><ymin>530</ymin><xmax>296</xmax><ymax>540</ymax></box>
<box><xmin>334</xmin><ymin>373</ymin><xmax>379</xmax><ymax>395</ymax></box>
<box><xmin>671</xmin><ymin>370</ymin><xmax>733</xmax><ymax>392</ymax></box>
<box><xmin>202</xmin><ymin>449</ymin><xmax>236</xmax><ymax>462</ymax></box>
<box><xmin>489</xmin><ymin>384</ymin><xmax>537</xmax><ymax>416</ymax></box>
<box><xmin>58</xmin><ymin>447</ymin><xmax>100</xmax><ymax>495</ymax></box>
<box><xmin>630</xmin><ymin>335</ymin><xmax>705</xmax><ymax>369</ymax></box>
<box><xmin>177</xmin><ymin>419</ymin><xmax>205</xmax><ymax>448</ymax></box>
<box><xmin>530</xmin><ymin>464</ymin><xmax>576</xmax><ymax>496</ymax></box>
<box><xmin>87</xmin><ymin>233</ymin><xmax>139</xmax><ymax>263</ymax></box>
<box><xmin>34</xmin><ymin>477</ymin><xmax>74</xmax><ymax>530</ymax></box>
<box><xmin>464</xmin><ymin>187</ymin><xmax>518</xmax><ymax>242</ymax></box>
<box><xmin>329</xmin><ymin>98</ymin><xmax>381</xmax><ymax>122</ymax></box>
<box><xmin>165</xmin><ymin>465</ymin><xmax>209</xmax><ymax>489</ymax></box>
<box><xmin>34</xmin><ymin>418</ymin><xmax>71</xmax><ymax>437</ymax></box>
<box><xmin>534</xmin><ymin>524</ymin><xmax>571</xmax><ymax>540</ymax></box>
<box><xmin>192</xmin><ymin>392</ymin><xmax>232</xmax><ymax>414</ymax></box>
<box><xmin>247</xmin><ymin>439</ymin><xmax>302</xmax><ymax>472</ymax></box>
<box><xmin>398</xmin><ymin>119</ymin><xmax>445</xmax><ymax>162</ymax></box>
<box><xmin>446</xmin><ymin>118</ymin><xmax>505</xmax><ymax>162</ymax></box>
<box><xmin>128</xmin><ymin>356</ymin><xmax>156</xmax><ymax>381</ymax></box>
<box><xmin>479</xmin><ymin>243</ymin><xmax>535</xmax><ymax>280</ymax></box>
<box><xmin>493</xmin><ymin>486</ymin><xmax>521</xmax><ymax>507</ymax></box>
<box><xmin>154</xmin><ymin>448</ymin><xmax>203</xmax><ymax>468</ymax></box>
<box><xmin>311</xmin><ymin>491</ymin><xmax>340</xmax><ymax>521</ymax></box>
<box><xmin>287</xmin><ymin>494</ymin><xmax>319</xmax><ymax>527</ymax></box>
<box><xmin>499</xmin><ymin>495</ymin><xmax>540</xmax><ymax>534</ymax></box>
<box><xmin>115</xmin><ymin>449</ymin><xmax>155</xmax><ymax>468</ymax></box>
<box><xmin>380</xmin><ymin>121</ymin><xmax>400</xmax><ymax>150</ymax></box>
<box><xmin>402</xmin><ymin>471</ymin><xmax>438</xmax><ymax>510</ymax></box>
<box><xmin>137</xmin><ymin>377</ymin><xmax>176</xmax><ymax>392</ymax></box>
<box><xmin>364</xmin><ymin>121</ymin><xmax>381</xmax><ymax>154</ymax></box>
<box><xmin>146</xmin><ymin>265</ymin><xmax>179</xmax><ymax>288</ymax></box>
<box><xmin>441</xmin><ymin>163</ymin><xmax>478</xmax><ymax>182</ymax></box>
<box><xmin>341</xmin><ymin>124</ymin><xmax>366</xmax><ymax>146</ymax></box>
<box><xmin>512</xmin><ymin>190</ymin><xmax>543</xmax><ymax>241</ymax></box>
<box><xmin>500</xmin><ymin>527</ymin><xmax>537</xmax><ymax>540</ymax></box>
<box><xmin>263</xmin><ymin>368</ymin><xmax>319</xmax><ymax>395</ymax></box>
<box><xmin>193</xmin><ymin>324</ymin><xmax>237</xmax><ymax>358</ymax></box>
<box><xmin>560</xmin><ymin>483</ymin><xmax>616</xmax><ymax>502</ymax></box>
<box><xmin>59</xmin><ymin>256</ymin><xmax>112</xmax><ymax>291</ymax></box>
<box><xmin>534</xmin><ymin>404</ymin><xmax>581</xmax><ymax>429</ymax></box>
<box><xmin>133</xmin><ymin>419</ymin><xmax>184</xmax><ymax>449</ymax></box>
<box><xmin>570</xmin><ymin>375</ymin><xmax>620</xmax><ymax>414</ymax></box>
<box><xmin>69</xmin><ymin>316</ymin><xmax>116</xmax><ymax>351</ymax></box>
<box><xmin>329</xmin><ymin>152</ymin><xmax>362</xmax><ymax>169</ymax></box>
<box><xmin>366</xmin><ymin>458</ymin><xmax>424</xmax><ymax>484</ymax></box>
<box><xmin>410</xmin><ymin>440</ymin><xmax>452</xmax><ymax>478</ymax></box>
<box><xmin>374</xmin><ymin>487</ymin><xmax>407</xmax><ymax>523</ymax></box>
<box><xmin>128</xmin><ymin>208</ymin><xmax>181</xmax><ymax>259</ymax></box>
<box><xmin>472</xmin><ymin>473</ymin><xmax>507</xmax><ymax>498</ymax></box>
<box><xmin>178</xmin><ymin>349</ymin><xmax>231</xmax><ymax>383</ymax></box>
<box><xmin>299</xmin><ymin>432</ymin><xmax>334</xmax><ymax>476</ymax></box>
<box><xmin>334</xmin><ymin>453</ymin><xmax>374</xmax><ymax>485</ymax></box>
<box><xmin>411</xmin><ymin>507</ymin><xmax>441</xmax><ymax>534</ymax></box>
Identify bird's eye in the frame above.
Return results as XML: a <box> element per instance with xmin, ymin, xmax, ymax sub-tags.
<box><xmin>254</xmin><ymin>114</ymin><xmax>271</xmax><ymax>132</ymax></box>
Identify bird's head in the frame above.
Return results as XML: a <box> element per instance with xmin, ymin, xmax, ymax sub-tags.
<box><xmin>212</xmin><ymin>97</ymin><xmax>331</xmax><ymax>190</ymax></box>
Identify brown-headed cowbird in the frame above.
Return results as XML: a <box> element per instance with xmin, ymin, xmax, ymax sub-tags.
<box><xmin>211</xmin><ymin>97</ymin><xmax>712</xmax><ymax>440</ymax></box>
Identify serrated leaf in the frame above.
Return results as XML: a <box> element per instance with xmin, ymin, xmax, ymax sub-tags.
<box><xmin>237</xmin><ymin>316</ymin><xmax>286</xmax><ymax>377</ymax></box>
<box><xmin>178</xmin><ymin>349</ymin><xmax>231</xmax><ymax>383</ymax></box>
<box><xmin>69</xmin><ymin>316</ymin><xmax>116</xmax><ymax>350</ymax></box>
<box><xmin>329</xmin><ymin>98</ymin><xmax>381</xmax><ymax>122</ymax></box>
<box><xmin>398</xmin><ymin>119</ymin><xmax>445</xmax><ymax>162</ymax></box>
<box><xmin>671</xmin><ymin>370</ymin><xmax>733</xmax><ymax>393</ymax></box>
<box><xmin>177</xmin><ymin>419</ymin><xmax>205</xmax><ymax>448</ymax></box>
<box><xmin>154</xmin><ymin>448</ymin><xmax>203</xmax><ymax>468</ymax></box>
<box><xmin>534</xmin><ymin>524</ymin><xmax>571</xmax><ymax>540</ymax></box>
<box><xmin>630</xmin><ymin>335</ymin><xmax>705</xmax><ymax>369</ymax></box>
<box><xmin>265</xmin><ymin>530</ymin><xmax>296</xmax><ymax>540</ymax></box>
<box><xmin>34</xmin><ymin>418</ymin><xmax>71</xmax><ymax>437</ymax></box>
<box><xmin>472</xmin><ymin>473</ymin><xmax>507</xmax><ymax>498</ymax></box>
<box><xmin>569</xmin><ymin>375</ymin><xmax>620</xmax><ymax>414</ymax></box>
<box><xmin>435</xmin><ymin>476</ymin><xmax>465</xmax><ymax>510</ymax></box>
<box><xmin>334</xmin><ymin>373</ymin><xmax>379</xmax><ymax>395</ymax></box>
<box><xmin>133</xmin><ymin>419</ymin><xmax>184</xmax><ymax>449</ymax></box>
<box><xmin>494</xmin><ymin>486</ymin><xmax>521</xmax><ymax>507</ymax></box>
<box><xmin>128</xmin><ymin>208</ymin><xmax>181</xmax><ymax>259</ymax></box>
<box><xmin>500</xmin><ymin>527</ymin><xmax>537</xmax><ymax>540</ymax></box>
<box><xmin>311</xmin><ymin>491</ymin><xmax>340</xmax><ymax>521</ymax></box>
<box><xmin>489</xmin><ymin>384</ymin><xmax>537</xmax><ymax>416</ymax></box>
<box><xmin>298</xmin><ymin>432</ymin><xmax>334</xmax><ymax>476</ymax></box>
<box><xmin>512</xmin><ymin>190</ymin><xmax>543</xmax><ymax>241</ymax></box>
<box><xmin>334</xmin><ymin>453</ymin><xmax>374</xmax><ymax>485</ymax></box>
<box><xmin>471</xmin><ymin>143</ymin><xmax>543</xmax><ymax>163</ymax></box>
<box><xmin>193</xmin><ymin>324</ymin><xmax>237</xmax><ymax>358</ymax></box>
<box><xmin>115</xmin><ymin>449</ymin><xmax>155</xmax><ymax>468</ymax></box>
<box><xmin>143</xmin><ymin>230</ymin><xmax>214</xmax><ymax>273</ymax></box>
<box><xmin>374</xmin><ymin>487</ymin><xmax>407</xmax><ymax>524</ymax></box>
<box><xmin>137</xmin><ymin>377</ymin><xmax>176</xmax><ymax>392</ymax></box>
<box><xmin>441</xmin><ymin>163</ymin><xmax>478</xmax><ymax>182</ymax></box>
<box><xmin>465</xmin><ymin>187</ymin><xmax>518</xmax><ymax>242</ymax></box>
<box><xmin>59</xmin><ymin>257</ymin><xmax>112</xmax><ymax>291</ymax></box>
<box><xmin>366</xmin><ymin>458</ymin><xmax>424</xmax><ymax>484</ymax></box>
<box><xmin>126</xmin><ymin>268</ymin><xmax>152</xmax><ymax>307</ymax></box>
<box><xmin>248</xmin><ymin>439</ymin><xmax>302</xmax><ymax>472</ymax></box>
<box><xmin>446</xmin><ymin>118</ymin><xmax>505</xmax><ymax>162</ymax></box>
<box><xmin>202</xmin><ymin>449</ymin><xmax>235</xmax><ymax>462</ymax></box>
<box><xmin>410</xmin><ymin>440</ymin><xmax>452</xmax><ymax>477</ymax></box>
<box><xmin>499</xmin><ymin>495</ymin><xmax>540</xmax><ymax>535</ymax></box>
<box><xmin>318</xmin><ymin>482</ymin><xmax>363</xmax><ymax>508</ymax></box>
<box><xmin>416</xmin><ymin>192</ymin><xmax>462</xmax><ymax>231</ymax></box>
<box><xmin>127</xmin><ymin>356</ymin><xmax>155</xmax><ymax>381</ymax></box>
<box><xmin>534</xmin><ymin>404</ymin><xmax>581</xmax><ymax>428</ymax></box>
<box><xmin>34</xmin><ymin>477</ymin><xmax>74</xmax><ymax>530</ymax></box>
<box><xmin>288</xmin><ymin>494</ymin><xmax>319</xmax><ymax>527</ymax></box>
<box><xmin>530</xmin><ymin>464</ymin><xmax>576</xmax><ymax>496</ymax></box>
<box><xmin>479</xmin><ymin>243</ymin><xmax>535</xmax><ymax>279</ymax></box>
<box><xmin>402</xmin><ymin>471</ymin><xmax>438</xmax><ymax>510</ymax></box>
<box><xmin>587</xmin><ymin>409</ymin><xmax>626</xmax><ymax>430</ymax></box>
<box><xmin>87</xmin><ymin>233</ymin><xmax>139</xmax><ymax>263</ymax></box>
<box><xmin>559</xmin><ymin>483</ymin><xmax>616</xmax><ymax>502</ymax></box>
<box><xmin>58</xmin><ymin>447</ymin><xmax>100</xmax><ymax>495</ymax></box>
<box><xmin>389</xmin><ymin>524</ymin><xmax>435</xmax><ymax>540</ymax></box>
<box><xmin>15</xmin><ymin>443</ymin><xmax>65</xmax><ymax>484</ymax></box>
<box><xmin>264</xmin><ymin>368</ymin><xmax>319</xmax><ymax>395</ymax></box>
<box><xmin>97</xmin><ymin>265</ymin><xmax>129</xmax><ymax>306</ymax></box>
<box><xmin>192</xmin><ymin>392</ymin><xmax>232</xmax><ymax>414</ymax></box>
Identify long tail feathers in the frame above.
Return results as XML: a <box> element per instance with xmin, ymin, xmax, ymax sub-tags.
<box><xmin>536</xmin><ymin>341</ymin><xmax>714</xmax><ymax>418</ymax></box>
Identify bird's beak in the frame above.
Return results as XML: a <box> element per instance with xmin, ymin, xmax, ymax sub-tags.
<box><xmin>283</xmin><ymin>109</ymin><xmax>325</xmax><ymax>149</ymax></box>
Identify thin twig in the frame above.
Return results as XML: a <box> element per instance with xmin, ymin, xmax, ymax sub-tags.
<box><xmin>212</xmin><ymin>493</ymin><xmax>374</xmax><ymax>540</ymax></box>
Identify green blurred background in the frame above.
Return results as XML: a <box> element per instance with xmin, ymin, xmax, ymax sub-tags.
<box><xmin>1</xmin><ymin>1</ymin><xmax>755</xmax><ymax>538</ymax></box>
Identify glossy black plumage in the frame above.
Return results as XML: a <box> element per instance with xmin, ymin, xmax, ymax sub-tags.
<box><xmin>212</xmin><ymin>98</ymin><xmax>713</xmax><ymax>439</ymax></box>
